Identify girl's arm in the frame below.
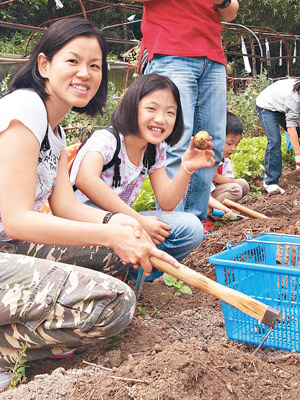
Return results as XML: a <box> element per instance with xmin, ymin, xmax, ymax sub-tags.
<box><xmin>0</xmin><ymin>121</ymin><xmax>179</xmax><ymax>275</ymax></box>
<box><xmin>150</xmin><ymin>137</ymin><xmax>215</xmax><ymax>211</ymax></box>
<box><xmin>75</xmin><ymin>151</ymin><xmax>172</xmax><ymax>245</ymax></box>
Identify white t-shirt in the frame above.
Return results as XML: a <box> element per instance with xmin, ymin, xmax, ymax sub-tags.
<box><xmin>70</xmin><ymin>128</ymin><xmax>166</xmax><ymax>206</ymax></box>
<box><xmin>0</xmin><ymin>89</ymin><xmax>66</xmax><ymax>241</ymax></box>
<box><xmin>256</xmin><ymin>79</ymin><xmax>300</xmax><ymax>128</ymax></box>
<box><xmin>211</xmin><ymin>157</ymin><xmax>234</xmax><ymax>192</ymax></box>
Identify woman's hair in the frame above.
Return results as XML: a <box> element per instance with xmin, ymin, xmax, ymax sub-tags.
<box><xmin>293</xmin><ymin>79</ymin><xmax>300</xmax><ymax>94</ymax></box>
<box><xmin>226</xmin><ymin>111</ymin><xmax>244</xmax><ymax>135</ymax></box>
<box><xmin>9</xmin><ymin>18</ymin><xmax>108</xmax><ymax>116</ymax></box>
<box><xmin>111</xmin><ymin>74</ymin><xmax>184</xmax><ymax>146</ymax></box>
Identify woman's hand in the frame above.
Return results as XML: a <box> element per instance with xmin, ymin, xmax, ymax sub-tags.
<box><xmin>295</xmin><ymin>155</ymin><xmax>300</xmax><ymax>166</ymax></box>
<box><xmin>182</xmin><ymin>137</ymin><xmax>215</xmax><ymax>172</ymax></box>
<box><xmin>107</xmin><ymin>212</ymin><xmax>144</xmax><ymax>238</ymax></box>
<box><xmin>107</xmin><ymin>224</ymin><xmax>179</xmax><ymax>276</ymax></box>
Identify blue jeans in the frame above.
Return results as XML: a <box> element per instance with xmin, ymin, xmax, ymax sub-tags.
<box><xmin>256</xmin><ymin>106</ymin><xmax>287</xmax><ymax>185</ymax></box>
<box><xmin>145</xmin><ymin>56</ymin><xmax>226</xmax><ymax>220</ymax></box>
<box><xmin>84</xmin><ymin>201</ymin><xmax>204</xmax><ymax>281</ymax></box>
<box><xmin>138</xmin><ymin>210</ymin><xmax>203</xmax><ymax>281</ymax></box>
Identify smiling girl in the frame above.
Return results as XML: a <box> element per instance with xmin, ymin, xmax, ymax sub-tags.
<box><xmin>71</xmin><ymin>74</ymin><xmax>215</xmax><ymax>281</ymax></box>
<box><xmin>0</xmin><ymin>19</ymin><xmax>179</xmax><ymax>390</ymax></box>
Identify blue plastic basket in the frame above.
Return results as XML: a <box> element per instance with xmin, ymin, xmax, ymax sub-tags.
<box><xmin>209</xmin><ymin>233</ymin><xmax>300</xmax><ymax>352</ymax></box>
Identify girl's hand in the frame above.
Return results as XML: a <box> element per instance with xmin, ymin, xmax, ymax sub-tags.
<box><xmin>222</xmin><ymin>207</ymin><xmax>233</xmax><ymax>217</ymax></box>
<box><xmin>182</xmin><ymin>137</ymin><xmax>215</xmax><ymax>172</ymax></box>
<box><xmin>109</xmin><ymin>225</ymin><xmax>179</xmax><ymax>276</ymax></box>
<box><xmin>139</xmin><ymin>215</ymin><xmax>171</xmax><ymax>245</ymax></box>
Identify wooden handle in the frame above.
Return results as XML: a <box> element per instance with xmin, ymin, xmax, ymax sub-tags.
<box><xmin>150</xmin><ymin>257</ymin><xmax>280</xmax><ymax>326</ymax></box>
<box><xmin>223</xmin><ymin>198</ymin><xmax>269</xmax><ymax>219</ymax></box>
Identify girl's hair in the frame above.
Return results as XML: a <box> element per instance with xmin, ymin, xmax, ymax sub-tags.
<box><xmin>293</xmin><ymin>79</ymin><xmax>300</xmax><ymax>94</ymax></box>
<box><xmin>111</xmin><ymin>74</ymin><xmax>183</xmax><ymax>146</ymax></box>
<box><xmin>226</xmin><ymin>111</ymin><xmax>244</xmax><ymax>135</ymax></box>
<box><xmin>9</xmin><ymin>18</ymin><xmax>108</xmax><ymax>116</ymax></box>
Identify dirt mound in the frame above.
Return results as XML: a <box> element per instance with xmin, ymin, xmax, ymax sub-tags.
<box><xmin>2</xmin><ymin>169</ymin><xmax>300</xmax><ymax>400</ymax></box>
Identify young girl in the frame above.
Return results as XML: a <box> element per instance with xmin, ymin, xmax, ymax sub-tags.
<box><xmin>70</xmin><ymin>74</ymin><xmax>215</xmax><ymax>280</ymax></box>
<box><xmin>0</xmin><ymin>19</ymin><xmax>179</xmax><ymax>390</ymax></box>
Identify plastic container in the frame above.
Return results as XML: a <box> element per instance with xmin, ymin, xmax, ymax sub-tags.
<box><xmin>209</xmin><ymin>233</ymin><xmax>300</xmax><ymax>352</ymax></box>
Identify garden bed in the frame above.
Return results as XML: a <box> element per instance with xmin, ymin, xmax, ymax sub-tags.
<box><xmin>2</xmin><ymin>168</ymin><xmax>300</xmax><ymax>400</ymax></box>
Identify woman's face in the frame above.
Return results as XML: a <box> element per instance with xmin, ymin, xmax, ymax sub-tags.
<box><xmin>38</xmin><ymin>35</ymin><xmax>103</xmax><ymax>115</ymax></box>
<box><xmin>137</xmin><ymin>88</ymin><xmax>177</xmax><ymax>145</ymax></box>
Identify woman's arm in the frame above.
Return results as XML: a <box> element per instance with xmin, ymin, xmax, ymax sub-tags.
<box><xmin>150</xmin><ymin>137</ymin><xmax>215</xmax><ymax>210</ymax></box>
<box><xmin>75</xmin><ymin>151</ymin><xmax>172</xmax><ymax>245</ymax></box>
<box><xmin>287</xmin><ymin>126</ymin><xmax>300</xmax><ymax>166</ymax></box>
<box><xmin>0</xmin><ymin>121</ymin><xmax>179</xmax><ymax>275</ymax></box>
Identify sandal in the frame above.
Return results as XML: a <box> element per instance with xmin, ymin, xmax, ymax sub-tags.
<box><xmin>49</xmin><ymin>348</ymin><xmax>76</xmax><ymax>359</ymax></box>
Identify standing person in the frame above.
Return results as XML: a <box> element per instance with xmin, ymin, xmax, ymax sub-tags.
<box><xmin>70</xmin><ymin>74</ymin><xmax>215</xmax><ymax>280</ymax></box>
<box><xmin>0</xmin><ymin>18</ymin><xmax>179</xmax><ymax>391</ymax></box>
<box><xmin>210</xmin><ymin>111</ymin><xmax>249</xmax><ymax>203</ymax></box>
<box><xmin>256</xmin><ymin>78</ymin><xmax>300</xmax><ymax>194</ymax></box>
<box><xmin>124</xmin><ymin>0</ymin><xmax>239</xmax><ymax>221</ymax></box>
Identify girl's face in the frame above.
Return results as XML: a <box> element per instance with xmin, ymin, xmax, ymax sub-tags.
<box><xmin>137</xmin><ymin>88</ymin><xmax>177</xmax><ymax>145</ymax></box>
<box><xmin>38</xmin><ymin>35</ymin><xmax>103</xmax><ymax>116</ymax></box>
<box><xmin>223</xmin><ymin>132</ymin><xmax>242</xmax><ymax>159</ymax></box>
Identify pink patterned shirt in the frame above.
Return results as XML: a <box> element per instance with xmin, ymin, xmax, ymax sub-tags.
<box><xmin>70</xmin><ymin>129</ymin><xmax>166</xmax><ymax>206</ymax></box>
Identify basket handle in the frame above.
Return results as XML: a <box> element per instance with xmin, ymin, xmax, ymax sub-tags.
<box><xmin>246</xmin><ymin>233</ymin><xmax>300</xmax><ymax>247</ymax></box>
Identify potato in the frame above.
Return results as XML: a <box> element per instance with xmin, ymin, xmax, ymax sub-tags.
<box><xmin>194</xmin><ymin>130</ymin><xmax>210</xmax><ymax>150</ymax></box>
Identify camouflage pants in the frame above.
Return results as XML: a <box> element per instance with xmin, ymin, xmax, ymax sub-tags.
<box><xmin>0</xmin><ymin>252</ymin><xmax>136</xmax><ymax>370</ymax></box>
<box><xmin>0</xmin><ymin>240</ymin><xmax>132</xmax><ymax>278</ymax></box>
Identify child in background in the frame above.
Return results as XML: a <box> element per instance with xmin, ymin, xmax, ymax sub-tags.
<box><xmin>210</xmin><ymin>111</ymin><xmax>249</xmax><ymax>205</ymax></box>
<box><xmin>70</xmin><ymin>73</ymin><xmax>215</xmax><ymax>279</ymax></box>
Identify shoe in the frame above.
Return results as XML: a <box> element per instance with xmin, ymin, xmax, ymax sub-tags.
<box><xmin>263</xmin><ymin>182</ymin><xmax>285</xmax><ymax>195</ymax></box>
<box><xmin>0</xmin><ymin>371</ymin><xmax>12</xmax><ymax>392</ymax></box>
<box><xmin>203</xmin><ymin>217</ymin><xmax>215</xmax><ymax>232</ymax></box>
<box><xmin>49</xmin><ymin>348</ymin><xmax>76</xmax><ymax>359</ymax></box>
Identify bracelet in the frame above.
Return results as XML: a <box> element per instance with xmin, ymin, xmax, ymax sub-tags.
<box><xmin>181</xmin><ymin>159</ymin><xmax>194</xmax><ymax>175</ymax></box>
<box><xmin>102</xmin><ymin>212</ymin><xmax>117</xmax><ymax>224</ymax></box>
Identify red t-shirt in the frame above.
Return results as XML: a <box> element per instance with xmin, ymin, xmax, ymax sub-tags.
<box><xmin>138</xmin><ymin>0</ymin><xmax>226</xmax><ymax>71</ymax></box>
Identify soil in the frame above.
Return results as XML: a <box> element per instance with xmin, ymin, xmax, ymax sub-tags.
<box><xmin>2</xmin><ymin>167</ymin><xmax>300</xmax><ymax>400</ymax></box>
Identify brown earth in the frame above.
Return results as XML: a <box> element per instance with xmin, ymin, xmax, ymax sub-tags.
<box><xmin>2</xmin><ymin>167</ymin><xmax>300</xmax><ymax>400</ymax></box>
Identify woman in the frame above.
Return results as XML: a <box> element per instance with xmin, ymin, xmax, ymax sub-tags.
<box><xmin>0</xmin><ymin>18</ymin><xmax>178</xmax><ymax>390</ymax></box>
<box><xmin>256</xmin><ymin>78</ymin><xmax>300</xmax><ymax>195</ymax></box>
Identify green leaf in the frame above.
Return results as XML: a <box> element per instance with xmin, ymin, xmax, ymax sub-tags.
<box><xmin>163</xmin><ymin>273</ymin><xmax>178</xmax><ymax>286</ymax></box>
<box><xmin>179</xmin><ymin>285</ymin><xmax>193</xmax><ymax>295</ymax></box>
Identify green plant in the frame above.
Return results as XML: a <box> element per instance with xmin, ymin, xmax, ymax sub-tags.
<box><xmin>137</xmin><ymin>306</ymin><xmax>149</xmax><ymax>318</ymax></box>
<box><xmin>231</xmin><ymin>132</ymin><xmax>294</xmax><ymax>180</ymax></box>
<box><xmin>162</xmin><ymin>273</ymin><xmax>193</xmax><ymax>298</ymax></box>
<box><xmin>0</xmin><ymin>72</ymin><xmax>12</xmax><ymax>95</ymax></box>
<box><xmin>227</xmin><ymin>71</ymin><xmax>270</xmax><ymax>136</ymax></box>
<box><xmin>133</xmin><ymin>176</ymin><xmax>155</xmax><ymax>212</ymax></box>
<box><xmin>8</xmin><ymin>343</ymin><xmax>28</xmax><ymax>390</ymax></box>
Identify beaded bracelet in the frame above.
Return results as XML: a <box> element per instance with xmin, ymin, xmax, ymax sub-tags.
<box><xmin>102</xmin><ymin>212</ymin><xmax>117</xmax><ymax>224</ymax></box>
<box><xmin>181</xmin><ymin>159</ymin><xmax>194</xmax><ymax>175</ymax></box>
